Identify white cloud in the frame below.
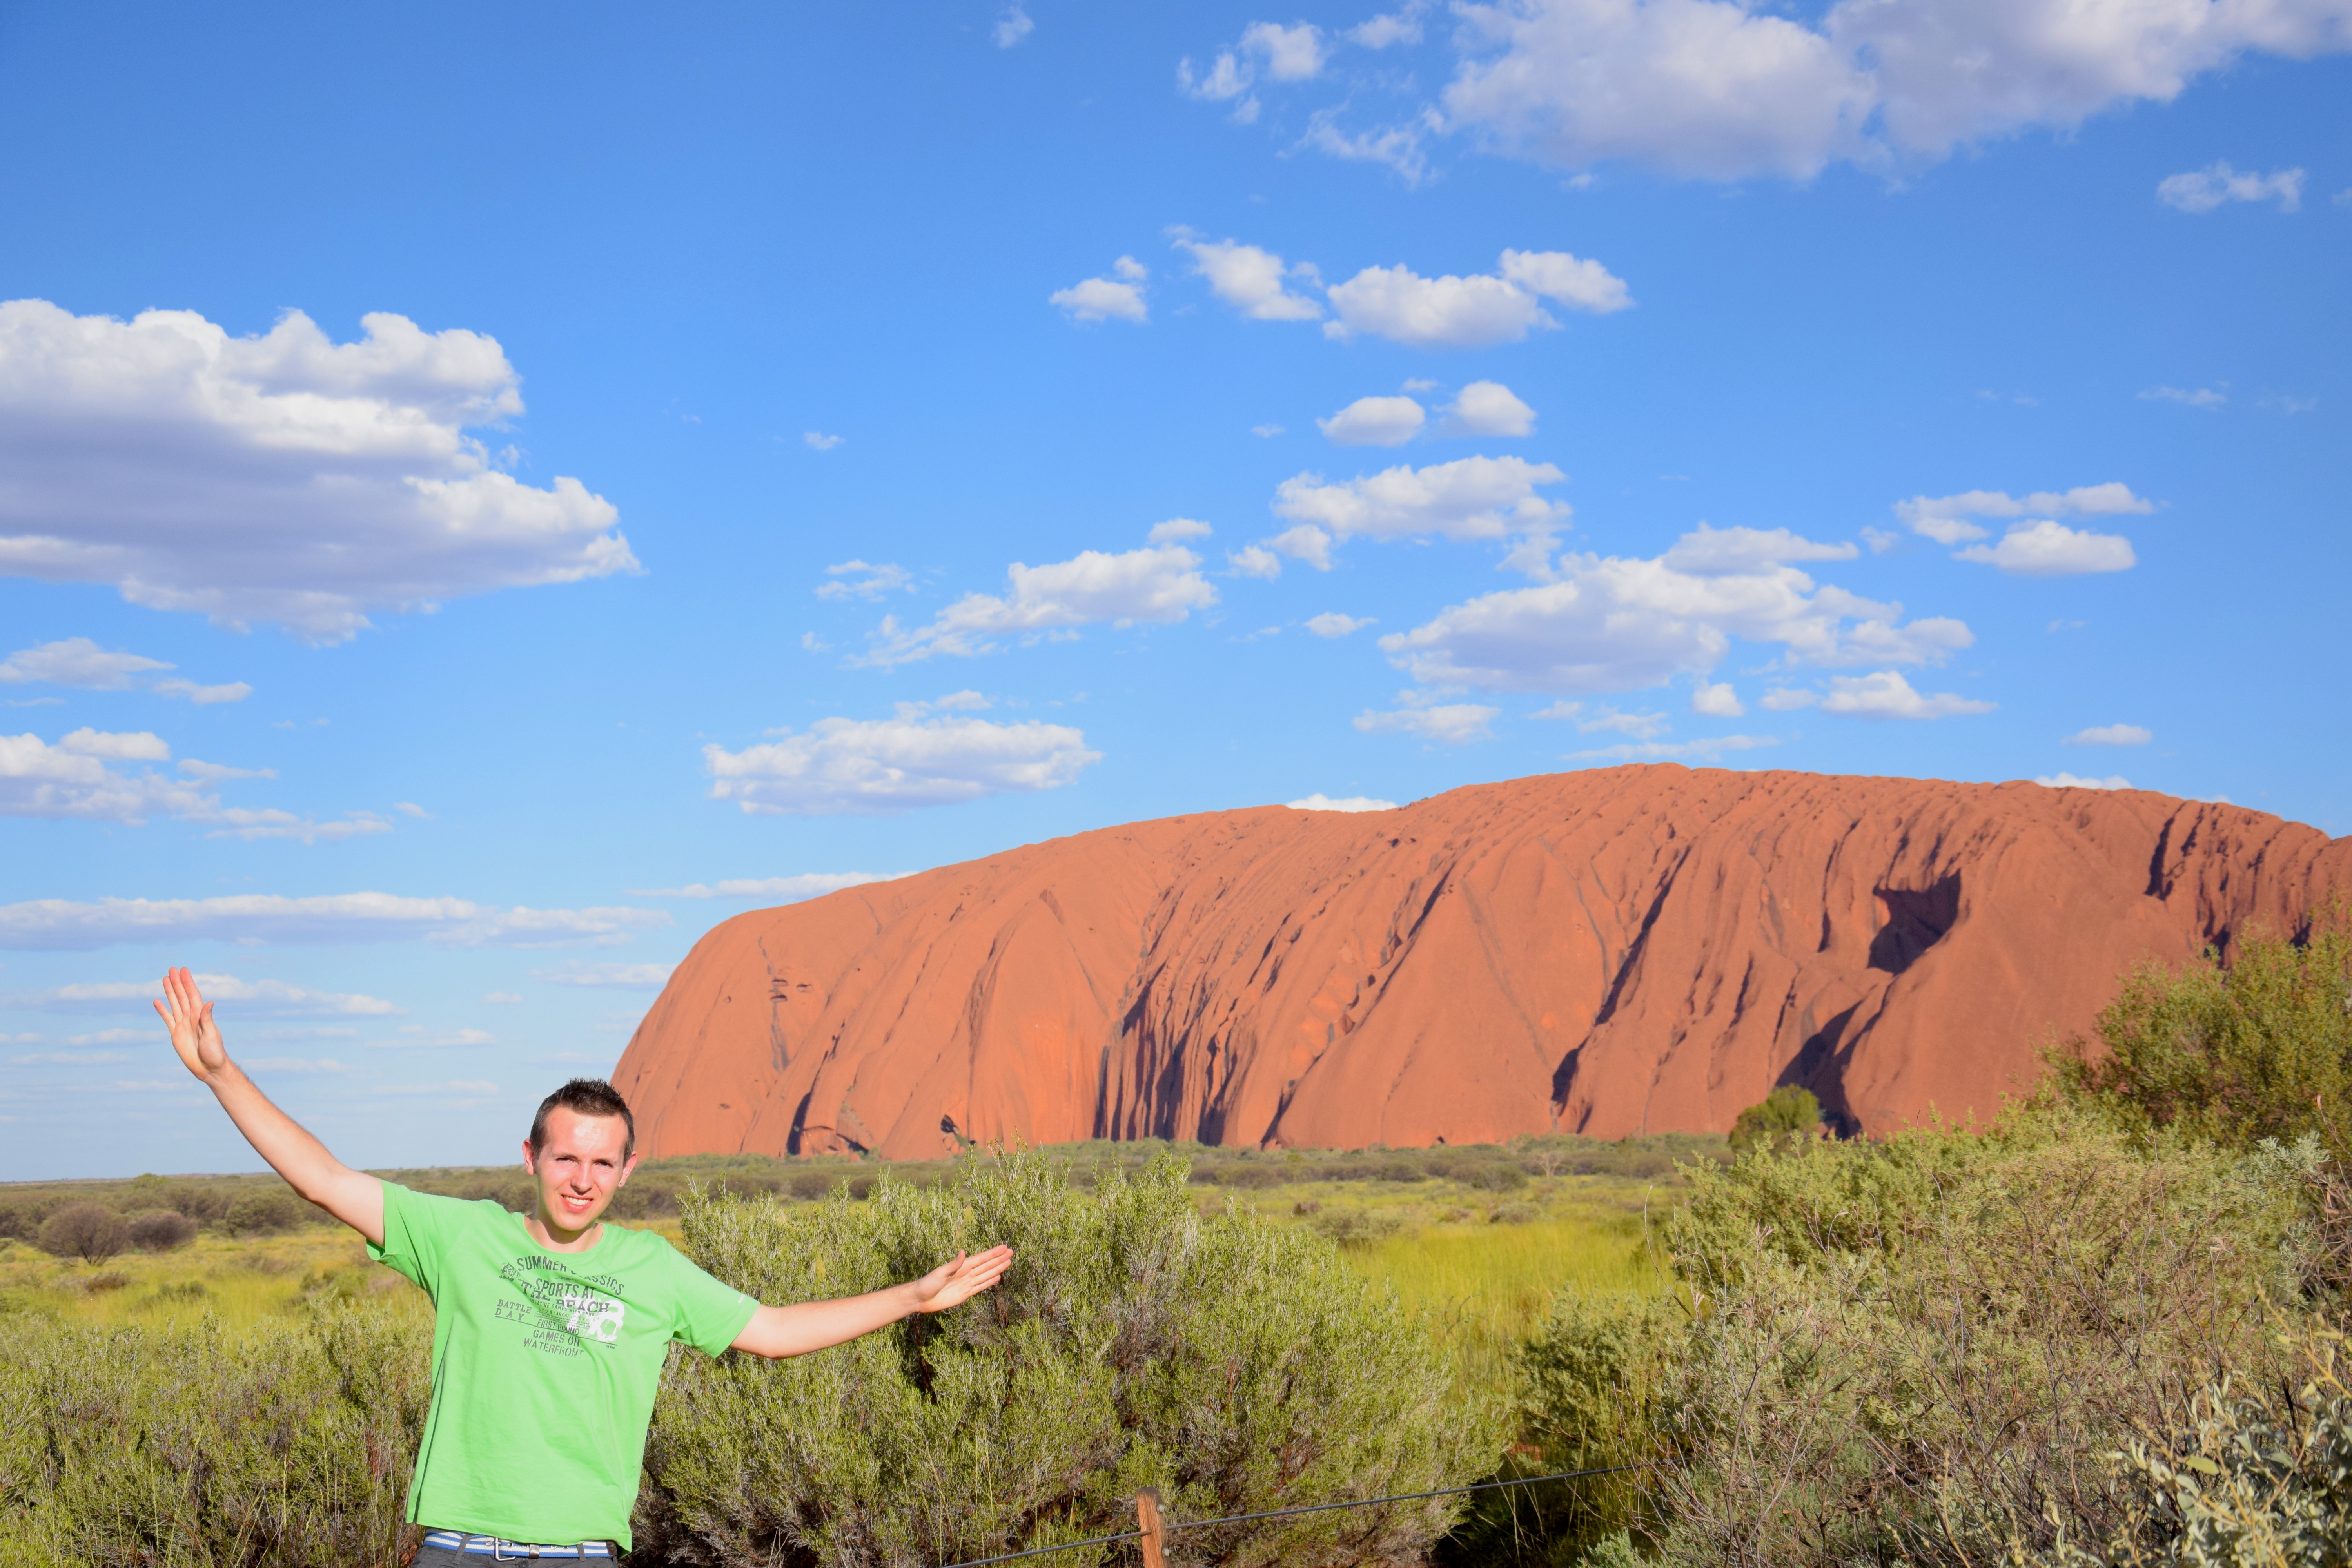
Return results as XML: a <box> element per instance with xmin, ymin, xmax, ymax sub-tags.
<box><xmin>1379</xmin><ymin>549</ymin><xmax>1971</xmax><ymax>694</ymax></box>
<box><xmin>1050</xmin><ymin>256</ymin><xmax>1151</xmax><ymax>325</ymax></box>
<box><xmin>628</xmin><ymin>871</ymin><xmax>896</xmax><ymax>900</ymax></box>
<box><xmin>1318</xmin><ymin>395</ymin><xmax>1427</xmax><ymax>446</ymax></box>
<box><xmin>2036</xmin><ymin>772</ymin><xmax>2133</xmax><ymax>790</ymax></box>
<box><xmin>703</xmin><ymin>713</ymin><xmax>1100</xmax><ymax>815</ymax></box>
<box><xmin>0</xmin><ymin>893</ymin><xmax>669</xmax><ymax>951</ymax></box>
<box><xmin>0</xmin><ymin>637</ymin><xmax>169</xmax><ymax>690</ymax></box>
<box><xmin>58</xmin><ymin>726</ymin><xmax>170</xmax><ymax>760</ymax></box>
<box><xmin>0</xmin><ymin>301</ymin><xmax>636</xmax><ymax>644</ymax></box>
<box><xmin>1691</xmin><ymin>681</ymin><xmax>1744</xmax><ymax>717</ymax></box>
<box><xmin>2158</xmin><ymin>162</ymin><xmax>2305</xmax><ymax>212</ymax></box>
<box><xmin>816</xmin><ymin>560</ymin><xmax>916</xmax><ymax>600</ymax></box>
<box><xmin>1660</xmin><ymin>523</ymin><xmax>1858</xmax><ymax>574</ymax></box>
<box><xmin>153</xmin><ymin>678</ymin><xmax>250</xmax><ymax>704</ymax></box>
<box><xmin>1265</xmin><ymin>524</ymin><xmax>1334</xmax><ymax>571</ymax></box>
<box><xmin>1298</xmin><ymin>108</ymin><xmax>1441</xmax><ymax>184</ymax></box>
<box><xmin>1305</xmin><ymin>612</ymin><xmax>1376</xmax><ymax>637</ymax></box>
<box><xmin>1</xmin><ymin>729</ymin><xmax>212</xmax><ymax>822</ymax></box>
<box><xmin>993</xmin><ymin>2</ymin><xmax>1034</xmax><ymax>47</ymax></box>
<box><xmin>394</xmin><ymin>801</ymin><xmax>430</xmax><ymax>818</ymax></box>
<box><xmin>371</xmin><ymin>1080</ymin><xmax>500</xmax><ymax>1099</ymax></box>
<box><xmin>1323</xmin><ymin>249</ymin><xmax>1630</xmax><ymax>348</ymax></box>
<box><xmin>1954</xmin><ymin>520</ymin><xmax>2137</xmax><ymax>575</ymax></box>
<box><xmin>201</xmin><ymin>807</ymin><xmax>395</xmax><ymax>845</ymax></box>
<box><xmin>242</xmin><ymin>1056</ymin><xmax>354</xmax><ymax>1074</ymax></box>
<box><xmin>2065</xmin><ymin>723</ymin><xmax>2153</xmax><ymax>746</ymax></box>
<box><xmin>483</xmin><ymin>991</ymin><xmax>524</xmax><ymax>1004</ymax></box>
<box><xmin>1443</xmin><ymin>381</ymin><xmax>1537</xmax><ymax>437</ymax></box>
<box><xmin>1436</xmin><ymin>0</ymin><xmax>2352</xmax><ymax>181</ymax></box>
<box><xmin>857</xmin><ymin>544</ymin><xmax>1217</xmax><ymax>664</ymax></box>
<box><xmin>1247</xmin><ymin>20</ymin><xmax>1328</xmax><ymax>78</ymax></box>
<box><xmin>1350</xmin><ymin>2</ymin><xmax>1430</xmax><ymax>47</ymax></box>
<box><xmin>171</xmin><ymin>759</ymin><xmax>275</xmax><ymax>781</ymax></box>
<box><xmin>1252</xmin><ymin>424</ymin><xmax>1285</xmax><ymax>438</ymax></box>
<box><xmin>1895</xmin><ymin>482</ymin><xmax>2153</xmax><ymax>544</ymax></box>
<box><xmin>1759</xmin><ymin>688</ymin><xmax>1818</xmax><ymax>711</ymax></box>
<box><xmin>1575</xmin><ymin>706</ymin><xmax>1671</xmax><ymax>737</ymax></box>
<box><xmin>1177</xmin><ymin>22</ymin><xmax>1328</xmax><ymax>114</ymax></box>
<box><xmin>531</xmin><ymin>961</ymin><xmax>675</xmax><ymax>989</ymax></box>
<box><xmin>2138</xmin><ymin>384</ymin><xmax>2227</xmax><ymax>408</ymax></box>
<box><xmin>1169</xmin><ymin>232</ymin><xmax>1323</xmax><ymax>321</ymax></box>
<box><xmin>1273</xmin><ymin>455</ymin><xmax>1572</xmax><ymax>576</ymax></box>
<box><xmin>1227</xmin><ymin>545</ymin><xmax>1285</xmax><ymax>580</ymax></box>
<box><xmin>1568</xmin><ymin>733</ymin><xmax>1780</xmax><ymax>762</ymax></box>
<box><xmin>1147</xmin><ymin>518</ymin><xmax>1214</xmax><ymax>545</ymax></box>
<box><xmin>1353</xmin><ymin>695</ymin><xmax>1501</xmax><ymax>744</ymax></box>
<box><xmin>1287</xmin><ymin>793</ymin><xmax>1400</xmax><ymax>811</ymax></box>
<box><xmin>1860</xmin><ymin>526</ymin><xmax>1900</xmax><ymax>554</ymax></box>
<box><xmin>8</xmin><ymin>973</ymin><xmax>399</xmax><ymax>1017</ymax></box>
<box><xmin>1818</xmin><ymin>670</ymin><xmax>1994</xmax><ymax>720</ymax></box>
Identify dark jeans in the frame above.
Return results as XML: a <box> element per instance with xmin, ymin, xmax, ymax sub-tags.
<box><xmin>410</xmin><ymin>1544</ymin><xmax>618</xmax><ymax>1566</ymax></box>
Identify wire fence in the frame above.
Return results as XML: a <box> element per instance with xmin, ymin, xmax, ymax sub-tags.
<box><xmin>936</xmin><ymin>1462</ymin><xmax>1642</xmax><ymax>1568</ymax></box>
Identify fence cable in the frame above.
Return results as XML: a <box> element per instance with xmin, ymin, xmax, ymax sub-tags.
<box><xmin>933</xmin><ymin>1461</ymin><xmax>1642</xmax><ymax>1568</ymax></box>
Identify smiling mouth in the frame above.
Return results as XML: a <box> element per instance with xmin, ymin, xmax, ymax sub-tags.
<box><xmin>559</xmin><ymin>1192</ymin><xmax>594</xmax><ymax>1214</ymax></box>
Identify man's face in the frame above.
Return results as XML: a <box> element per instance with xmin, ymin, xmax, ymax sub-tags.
<box><xmin>522</xmin><ymin>1107</ymin><xmax>639</xmax><ymax>1233</ymax></box>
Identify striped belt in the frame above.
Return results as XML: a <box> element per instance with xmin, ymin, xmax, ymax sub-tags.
<box><xmin>421</xmin><ymin>1530</ymin><xmax>617</xmax><ymax>1559</ymax></box>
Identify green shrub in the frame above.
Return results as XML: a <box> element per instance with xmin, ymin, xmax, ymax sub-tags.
<box><xmin>126</xmin><ymin>1210</ymin><xmax>198</xmax><ymax>1251</ymax></box>
<box><xmin>0</xmin><ymin>1307</ymin><xmax>430</xmax><ymax>1566</ymax></box>
<box><xmin>1308</xmin><ymin>1208</ymin><xmax>1408</xmax><ymax>1248</ymax></box>
<box><xmin>1726</xmin><ymin>1085</ymin><xmax>1822</xmax><ymax>1155</ymax></box>
<box><xmin>38</xmin><ymin>1203</ymin><xmax>127</xmax><ymax>1263</ymax></box>
<box><xmin>2055</xmin><ymin>923</ymin><xmax>2352</xmax><ymax>1152</ymax></box>
<box><xmin>225</xmin><ymin>1190</ymin><xmax>309</xmax><ymax>1236</ymax></box>
<box><xmin>636</xmin><ymin>1153</ymin><xmax>1499</xmax><ymax>1568</ymax></box>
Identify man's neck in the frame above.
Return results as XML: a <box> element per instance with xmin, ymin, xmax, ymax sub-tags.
<box><xmin>527</xmin><ymin>1210</ymin><xmax>603</xmax><ymax>1253</ymax></box>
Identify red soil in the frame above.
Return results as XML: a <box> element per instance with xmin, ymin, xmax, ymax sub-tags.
<box><xmin>613</xmin><ymin>767</ymin><xmax>2352</xmax><ymax>1159</ymax></box>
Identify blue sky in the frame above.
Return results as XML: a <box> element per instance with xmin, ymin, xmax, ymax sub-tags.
<box><xmin>1</xmin><ymin>0</ymin><xmax>2344</xmax><ymax>1178</ymax></box>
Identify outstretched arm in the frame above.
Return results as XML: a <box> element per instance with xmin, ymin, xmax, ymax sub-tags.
<box><xmin>730</xmin><ymin>1244</ymin><xmax>1014</xmax><ymax>1359</ymax></box>
<box><xmin>155</xmin><ymin>967</ymin><xmax>385</xmax><ymax>1246</ymax></box>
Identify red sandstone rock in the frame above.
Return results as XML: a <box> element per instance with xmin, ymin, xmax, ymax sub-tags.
<box><xmin>612</xmin><ymin>767</ymin><xmax>2352</xmax><ymax>1159</ymax></box>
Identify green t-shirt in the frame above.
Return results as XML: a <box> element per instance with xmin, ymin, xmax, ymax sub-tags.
<box><xmin>367</xmin><ymin>1182</ymin><xmax>760</xmax><ymax>1548</ymax></box>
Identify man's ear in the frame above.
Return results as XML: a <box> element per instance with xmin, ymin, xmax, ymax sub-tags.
<box><xmin>619</xmin><ymin>1150</ymin><xmax>642</xmax><ymax>1185</ymax></box>
<box><xmin>521</xmin><ymin>1138</ymin><xmax>538</xmax><ymax>1174</ymax></box>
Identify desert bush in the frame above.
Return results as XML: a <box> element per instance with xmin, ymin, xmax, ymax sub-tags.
<box><xmin>1726</xmin><ymin>1085</ymin><xmax>1822</xmax><ymax>1155</ymax></box>
<box><xmin>163</xmin><ymin>1182</ymin><xmax>232</xmax><ymax>1227</ymax></box>
<box><xmin>636</xmin><ymin>1153</ymin><xmax>1499</xmax><ymax>1568</ymax></box>
<box><xmin>225</xmin><ymin>1190</ymin><xmax>309</xmax><ymax>1235</ymax></box>
<box><xmin>1500</xmin><ymin>1108</ymin><xmax>2316</xmax><ymax>1568</ymax></box>
<box><xmin>126</xmin><ymin>1209</ymin><xmax>198</xmax><ymax>1251</ymax></box>
<box><xmin>1308</xmin><ymin>1207</ymin><xmax>1408</xmax><ymax>1248</ymax></box>
<box><xmin>0</xmin><ymin>1306</ymin><xmax>431</xmax><ymax>1566</ymax></box>
<box><xmin>2056</xmin><ymin>923</ymin><xmax>2352</xmax><ymax>1153</ymax></box>
<box><xmin>38</xmin><ymin>1202</ymin><xmax>128</xmax><ymax>1263</ymax></box>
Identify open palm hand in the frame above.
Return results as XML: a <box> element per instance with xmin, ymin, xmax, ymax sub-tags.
<box><xmin>908</xmin><ymin>1245</ymin><xmax>1014</xmax><ymax>1313</ymax></box>
<box><xmin>154</xmin><ymin>967</ymin><xmax>228</xmax><ymax>1082</ymax></box>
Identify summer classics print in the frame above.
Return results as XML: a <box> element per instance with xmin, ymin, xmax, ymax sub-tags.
<box><xmin>370</xmin><ymin>1183</ymin><xmax>758</xmax><ymax>1550</ymax></box>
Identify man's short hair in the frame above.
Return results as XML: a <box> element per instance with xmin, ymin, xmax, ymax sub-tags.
<box><xmin>530</xmin><ymin>1078</ymin><xmax>637</xmax><ymax>1160</ymax></box>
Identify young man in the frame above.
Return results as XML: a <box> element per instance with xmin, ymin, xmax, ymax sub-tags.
<box><xmin>154</xmin><ymin>966</ymin><xmax>1011</xmax><ymax>1563</ymax></box>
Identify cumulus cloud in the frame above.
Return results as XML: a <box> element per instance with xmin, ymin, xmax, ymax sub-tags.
<box><xmin>1442</xmin><ymin>381</ymin><xmax>1537</xmax><ymax>436</ymax></box>
<box><xmin>2036</xmin><ymin>772</ymin><xmax>2133</xmax><ymax>790</ymax></box>
<box><xmin>816</xmin><ymin>560</ymin><xmax>916</xmax><ymax>600</ymax></box>
<box><xmin>1353</xmin><ymin>693</ymin><xmax>1501</xmax><ymax>744</ymax></box>
<box><xmin>7</xmin><ymin>973</ymin><xmax>399</xmax><ymax>1016</ymax></box>
<box><xmin>628</xmin><ymin>871</ymin><xmax>896</xmax><ymax>899</ymax></box>
<box><xmin>993</xmin><ymin>2</ymin><xmax>1034</xmax><ymax>47</ymax></box>
<box><xmin>0</xmin><ymin>894</ymin><xmax>669</xmax><ymax>952</ymax></box>
<box><xmin>803</xmin><ymin>431</ymin><xmax>846</xmax><ymax>451</ymax></box>
<box><xmin>0</xmin><ymin>301</ymin><xmax>636</xmax><ymax>644</ymax></box>
<box><xmin>1691</xmin><ymin>681</ymin><xmax>1744</xmax><ymax>717</ymax></box>
<box><xmin>1568</xmin><ymin>733</ymin><xmax>1780</xmax><ymax>762</ymax></box>
<box><xmin>1955</xmin><ymin>520</ymin><xmax>2137</xmax><ymax>575</ymax></box>
<box><xmin>1305</xmin><ymin>612</ymin><xmax>1376</xmax><ymax>637</ymax></box>
<box><xmin>2065</xmin><ymin>723</ymin><xmax>2152</xmax><ymax>746</ymax></box>
<box><xmin>2159</xmin><ymin>162</ymin><xmax>2305</xmax><ymax>212</ymax></box>
<box><xmin>1169</xmin><ymin>232</ymin><xmax>1324</xmax><ymax>321</ymax></box>
<box><xmin>1817</xmin><ymin>670</ymin><xmax>1994</xmax><ymax>720</ymax></box>
<box><xmin>2</xmin><ymin>728</ymin><xmax>211</xmax><ymax>822</ymax></box>
<box><xmin>530</xmin><ymin>961</ymin><xmax>675</xmax><ymax>989</ymax></box>
<box><xmin>1318</xmin><ymin>395</ymin><xmax>1426</xmax><ymax>446</ymax></box>
<box><xmin>1760</xmin><ymin>688</ymin><xmax>1818</xmax><ymax>711</ymax></box>
<box><xmin>1350</xmin><ymin>3</ymin><xmax>1431</xmax><ymax>47</ymax></box>
<box><xmin>1273</xmin><ymin>455</ymin><xmax>1572</xmax><ymax>576</ymax></box>
<box><xmin>1287</xmin><ymin>793</ymin><xmax>1400</xmax><ymax>811</ymax></box>
<box><xmin>0</xmin><ymin>636</ymin><xmax>249</xmax><ymax>703</ymax></box>
<box><xmin>1895</xmin><ymin>482</ymin><xmax>2153</xmax><ymax>544</ymax></box>
<box><xmin>1179</xmin><ymin>21</ymin><xmax>1329</xmax><ymax>116</ymax></box>
<box><xmin>1148</xmin><ymin>518</ymin><xmax>1214</xmax><ymax>544</ymax></box>
<box><xmin>1265</xmin><ymin>525</ymin><xmax>1335</xmax><ymax>571</ymax></box>
<box><xmin>1050</xmin><ymin>256</ymin><xmax>1150</xmax><ymax>324</ymax></box>
<box><xmin>1324</xmin><ymin>249</ymin><xmax>1630</xmax><ymax>347</ymax></box>
<box><xmin>703</xmin><ymin>712</ymin><xmax>1099</xmax><ymax>816</ymax></box>
<box><xmin>1378</xmin><ymin>538</ymin><xmax>1971</xmax><ymax>695</ymax></box>
<box><xmin>1660</xmin><ymin>523</ymin><xmax>1858</xmax><ymax>574</ymax></box>
<box><xmin>857</xmin><ymin>544</ymin><xmax>1217</xmax><ymax>665</ymax></box>
<box><xmin>1227</xmin><ymin>545</ymin><xmax>1285</xmax><ymax>580</ymax></box>
<box><xmin>1435</xmin><ymin>0</ymin><xmax>2352</xmax><ymax>181</ymax></box>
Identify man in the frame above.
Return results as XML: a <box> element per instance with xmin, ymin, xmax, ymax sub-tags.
<box><xmin>154</xmin><ymin>966</ymin><xmax>1011</xmax><ymax>1563</ymax></box>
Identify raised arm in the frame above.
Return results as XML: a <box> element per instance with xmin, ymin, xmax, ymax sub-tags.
<box><xmin>730</xmin><ymin>1244</ymin><xmax>1014</xmax><ymax>1359</ymax></box>
<box><xmin>155</xmin><ymin>967</ymin><xmax>385</xmax><ymax>1246</ymax></box>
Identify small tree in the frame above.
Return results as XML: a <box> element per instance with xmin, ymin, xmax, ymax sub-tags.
<box><xmin>225</xmin><ymin>1190</ymin><xmax>307</xmax><ymax>1235</ymax></box>
<box><xmin>127</xmin><ymin>1210</ymin><xmax>198</xmax><ymax>1251</ymax></box>
<box><xmin>1728</xmin><ymin>1085</ymin><xmax>1822</xmax><ymax>1155</ymax></box>
<box><xmin>38</xmin><ymin>1202</ymin><xmax>129</xmax><ymax>1263</ymax></box>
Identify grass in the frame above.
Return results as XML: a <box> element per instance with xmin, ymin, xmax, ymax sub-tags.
<box><xmin>0</xmin><ymin>1227</ymin><xmax>424</xmax><ymax>1330</ymax></box>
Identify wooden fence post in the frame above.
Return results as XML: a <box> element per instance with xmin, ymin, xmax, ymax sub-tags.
<box><xmin>1135</xmin><ymin>1488</ymin><xmax>1166</xmax><ymax>1568</ymax></box>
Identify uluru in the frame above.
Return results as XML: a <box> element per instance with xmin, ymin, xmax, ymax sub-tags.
<box><xmin>612</xmin><ymin>766</ymin><xmax>2352</xmax><ymax>1160</ymax></box>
